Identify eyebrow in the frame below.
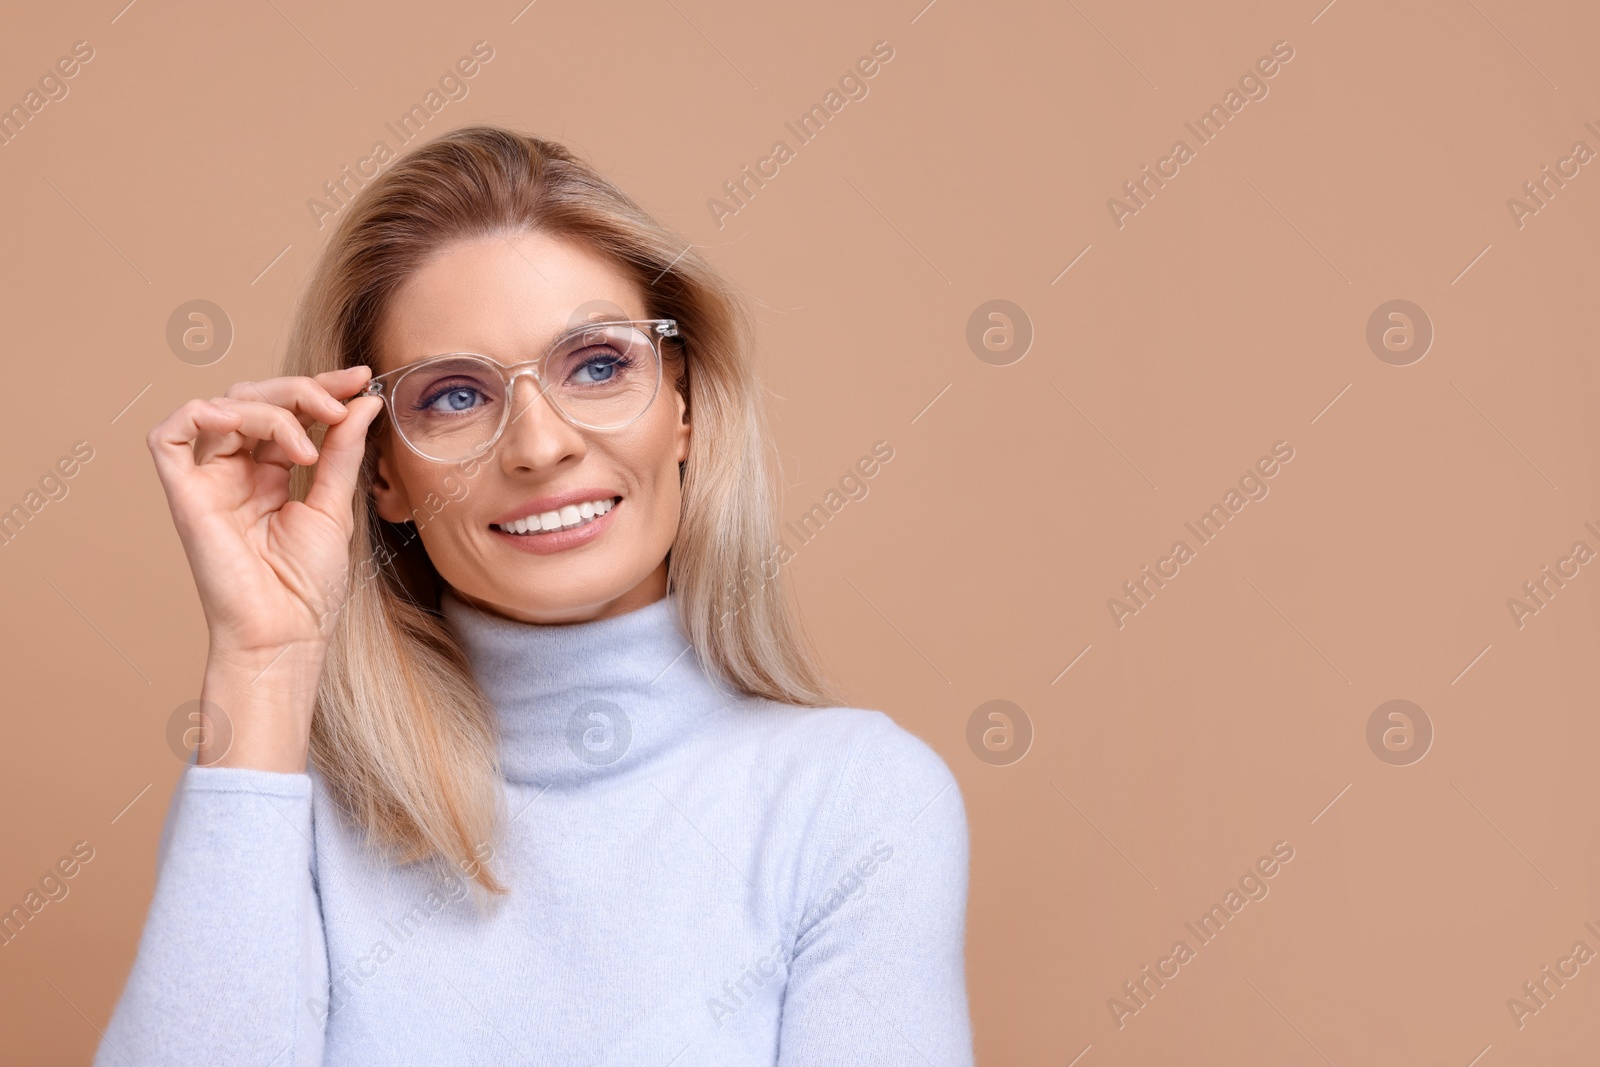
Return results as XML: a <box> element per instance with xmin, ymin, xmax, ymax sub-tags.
<box><xmin>383</xmin><ymin>316</ymin><xmax>645</xmax><ymax>374</ymax></box>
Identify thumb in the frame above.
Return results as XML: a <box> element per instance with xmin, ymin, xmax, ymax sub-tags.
<box><xmin>304</xmin><ymin>396</ymin><xmax>383</xmax><ymax>519</ymax></box>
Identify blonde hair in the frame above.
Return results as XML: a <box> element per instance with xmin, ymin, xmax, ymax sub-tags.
<box><xmin>282</xmin><ymin>125</ymin><xmax>841</xmax><ymax>898</ymax></box>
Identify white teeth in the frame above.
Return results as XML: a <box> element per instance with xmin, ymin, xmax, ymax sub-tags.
<box><xmin>497</xmin><ymin>497</ymin><xmax>617</xmax><ymax>536</ymax></box>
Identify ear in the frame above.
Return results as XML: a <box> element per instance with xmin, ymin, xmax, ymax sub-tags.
<box><xmin>672</xmin><ymin>384</ymin><xmax>691</xmax><ymax>465</ymax></box>
<box><xmin>369</xmin><ymin>435</ymin><xmax>415</xmax><ymax>523</ymax></box>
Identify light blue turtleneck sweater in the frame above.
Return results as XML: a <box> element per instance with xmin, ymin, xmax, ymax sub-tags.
<box><xmin>96</xmin><ymin>591</ymin><xmax>973</xmax><ymax>1065</ymax></box>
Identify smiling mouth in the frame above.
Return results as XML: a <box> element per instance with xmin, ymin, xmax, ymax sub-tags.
<box><xmin>491</xmin><ymin>496</ymin><xmax>620</xmax><ymax>536</ymax></box>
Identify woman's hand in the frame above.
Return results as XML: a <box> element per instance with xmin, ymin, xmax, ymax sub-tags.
<box><xmin>147</xmin><ymin>366</ymin><xmax>384</xmax><ymax>771</ymax></box>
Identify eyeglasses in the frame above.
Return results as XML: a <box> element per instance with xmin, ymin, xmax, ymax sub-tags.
<box><xmin>357</xmin><ymin>319</ymin><xmax>677</xmax><ymax>463</ymax></box>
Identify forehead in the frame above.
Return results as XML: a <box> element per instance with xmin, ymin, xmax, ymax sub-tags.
<box><xmin>374</xmin><ymin>230</ymin><xmax>646</xmax><ymax>371</ymax></box>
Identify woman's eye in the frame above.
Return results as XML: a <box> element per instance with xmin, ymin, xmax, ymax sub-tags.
<box><xmin>576</xmin><ymin>359</ymin><xmax>617</xmax><ymax>383</ymax></box>
<box><xmin>425</xmin><ymin>386</ymin><xmax>485</xmax><ymax>412</ymax></box>
<box><xmin>569</xmin><ymin>349</ymin><xmax>632</xmax><ymax>384</ymax></box>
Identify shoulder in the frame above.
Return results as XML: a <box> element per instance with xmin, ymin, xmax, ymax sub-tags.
<box><xmin>779</xmin><ymin>705</ymin><xmax>970</xmax><ymax>945</ymax></box>
<box><xmin>730</xmin><ymin>701</ymin><xmax>962</xmax><ymax>808</ymax></box>
<box><xmin>757</xmin><ymin>703</ymin><xmax>968</xmax><ymax>867</ymax></box>
<box><xmin>817</xmin><ymin>707</ymin><xmax>963</xmax><ymax>817</ymax></box>
<box><xmin>739</xmin><ymin>699</ymin><xmax>947</xmax><ymax>766</ymax></box>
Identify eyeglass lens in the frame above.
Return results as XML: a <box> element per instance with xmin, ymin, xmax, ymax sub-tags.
<box><xmin>387</xmin><ymin>324</ymin><xmax>662</xmax><ymax>461</ymax></box>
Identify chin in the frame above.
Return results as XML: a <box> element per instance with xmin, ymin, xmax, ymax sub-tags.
<box><xmin>459</xmin><ymin>558</ymin><xmax>653</xmax><ymax>624</ymax></box>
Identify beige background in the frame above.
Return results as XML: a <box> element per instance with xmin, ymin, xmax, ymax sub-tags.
<box><xmin>3</xmin><ymin>0</ymin><xmax>1598</xmax><ymax>1063</ymax></box>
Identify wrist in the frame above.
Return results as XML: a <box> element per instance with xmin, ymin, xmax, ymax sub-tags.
<box><xmin>205</xmin><ymin>639</ymin><xmax>329</xmax><ymax>690</ymax></box>
<box><xmin>199</xmin><ymin>643</ymin><xmax>328</xmax><ymax>773</ymax></box>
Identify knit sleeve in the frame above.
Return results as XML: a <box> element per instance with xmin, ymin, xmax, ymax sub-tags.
<box><xmin>777</xmin><ymin>712</ymin><xmax>974</xmax><ymax>1066</ymax></box>
<box><xmin>96</xmin><ymin>763</ymin><xmax>330</xmax><ymax>1066</ymax></box>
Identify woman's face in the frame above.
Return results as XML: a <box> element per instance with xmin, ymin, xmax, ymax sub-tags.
<box><xmin>368</xmin><ymin>230</ymin><xmax>690</xmax><ymax>624</ymax></box>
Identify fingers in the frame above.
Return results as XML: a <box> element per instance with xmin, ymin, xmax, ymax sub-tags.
<box><xmin>305</xmin><ymin>395</ymin><xmax>384</xmax><ymax>518</ymax></box>
<box><xmin>148</xmin><ymin>368</ymin><xmax>376</xmax><ymax>490</ymax></box>
<box><xmin>315</xmin><ymin>365</ymin><xmax>375</xmax><ymax>393</ymax></box>
<box><xmin>223</xmin><ymin>366</ymin><xmax>372</xmax><ymax>430</ymax></box>
<box><xmin>148</xmin><ymin>399</ymin><xmax>241</xmax><ymax>482</ymax></box>
<box><xmin>193</xmin><ymin>397</ymin><xmax>320</xmax><ymax>467</ymax></box>
<box><xmin>251</xmin><ymin>438</ymin><xmax>297</xmax><ymax>472</ymax></box>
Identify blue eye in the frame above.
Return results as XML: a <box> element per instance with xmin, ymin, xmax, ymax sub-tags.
<box><xmin>576</xmin><ymin>359</ymin><xmax>616</xmax><ymax>384</ymax></box>
<box><xmin>569</xmin><ymin>350</ymin><xmax>636</xmax><ymax>385</ymax></box>
<box><xmin>422</xmin><ymin>385</ymin><xmax>485</xmax><ymax>412</ymax></box>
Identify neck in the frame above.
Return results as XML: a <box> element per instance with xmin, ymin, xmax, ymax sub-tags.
<box><xmin>439</xmin><ymin>585</ymin><xmax>729</xmax><ymax>790</ymax></box>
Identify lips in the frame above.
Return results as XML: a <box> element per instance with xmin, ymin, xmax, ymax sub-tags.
<box><xmin>489</xmin><ymin>494</ymin><xmax>620</xmax><ymax>555</ymax></box>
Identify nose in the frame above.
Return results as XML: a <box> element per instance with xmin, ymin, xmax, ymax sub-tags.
<box><xmin>495</xmin><ymin>371</ymin><xmax>585</xmax><ymax>472</ymax></box>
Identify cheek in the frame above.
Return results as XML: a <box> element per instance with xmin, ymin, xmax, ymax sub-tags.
<box><xmin>623</xmin><ymin>427</ymin><xmax>682</xmax><ymax>504</ymax></box>
<box><xmin>621</xmin><ymin>412</ymin><xmax>687</xmax><ymax>533</ymax></box>
<box><xmin>393</xmin><ymin>453</ymin><xmax>472</xmax><ymax>530</ymax></box>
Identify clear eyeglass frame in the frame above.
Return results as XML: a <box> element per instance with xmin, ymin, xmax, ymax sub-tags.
<box><xmin>356</xmin><ymin>318</ymin><xmax>679</xmax><ymax>464</ymax></box>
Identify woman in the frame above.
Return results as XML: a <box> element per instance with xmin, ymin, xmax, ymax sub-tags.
<box><xmin>101</xmin><ymin>126</ymin><xmax>972</xmax><ymax>1065</ymax></box>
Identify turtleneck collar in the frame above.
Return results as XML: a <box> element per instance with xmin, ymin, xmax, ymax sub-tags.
<box><xmin>439</xmin><ymin>588</ymin><xmax>731</xmax><ymax>791</ymax></box>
